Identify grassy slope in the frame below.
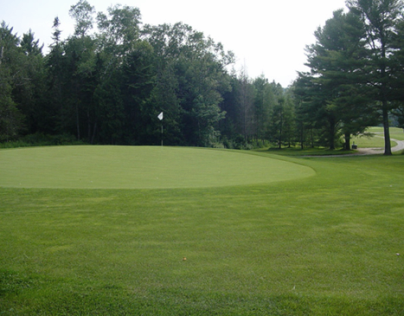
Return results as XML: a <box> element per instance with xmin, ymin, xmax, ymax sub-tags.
<box><xmin>1</xmin><ymin>151</ymin><xmax>404</xmax><ymax>315</ymax></box>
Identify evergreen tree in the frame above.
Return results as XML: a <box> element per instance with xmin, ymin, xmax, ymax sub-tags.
<box><xmin>0</xmin><ymin>22</ymin><xmax>26</xmax><ymax>141</ymax></box>
<box><xmin>237</xmin><ymin>67</ymin><xmax>255</xmax><ymax>141</ymax></box>
<box><xmin>302</xmin><ymin>9</ymin><xmax>379</xmax><ymax>150</ymax></box>
<box><xmin>46</xmin><ymin>17</ymin><xmax>67</xmax><ymax>134</ymax></box>
<box><xmin>253</xmin><ymin>75</ymin><xmax>271</xmax><ymax>140</ymax></box>
<box><xmin>347</xmin><ymin>0</ymin><xmax>404</xmax><ymax>154</ymax></box>
<box><xmin>15</xmin><ymin>30</ymin><xmax>48</xmax><ymax>135</ymax></box>
<box><xmin>121</xmin><ymin>41</ymin><xmax>156</xmax><ymax>144</ymax></box>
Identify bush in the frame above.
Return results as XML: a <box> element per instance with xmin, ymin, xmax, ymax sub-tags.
<box><xmin>210</xmin><ymin>142</ymin><xmax>225</xmax><ymax>149</ymax></box>
<box><xmin>222</xmin><ymin>136</ymin><xmax>271</xmax><ymax>150</ymax></box>
<box><xmin>0</xmin><ymin>133</ymin><xmax>85</xmax><ymax>149</ymax></box>
<box><xmin>250</xmin><ymin>139</ymin><xmax>270</xmax><ymax>149</ymax></box>
<box><xmin>233</xmin><ymin>135</ymin><xmax>246</xmax><ymax>149</ymax></box>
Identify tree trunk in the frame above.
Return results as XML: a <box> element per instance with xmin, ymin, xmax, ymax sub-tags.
<box><xmin>0</xmin><ymin>46</ymin><xmax>4</xmax><ymax>65</ymax></box>
<box><xmin>87</xmin><ymin>110</ymin><xmax>91</xmax><ymax>142</ymax></box>
<box><xmin>380</xmin><ymin>40</ymin><xmax>392</xmax><ymax>155</ymax></box>
<box><xmin>300</xmin><ymin>124</ymin><xmax>304</xmax><ymax>150</ymax></box>
<box><xmin>344</xmin><ymin>132</ymin><xmax>350</xmax><ymax>150</ymax></box>
<box><xmin>311</xmin><ymin>129</ymin><xmax>314</xmax><ymax>148</ymax></box>
<box><xmin>329</xmin><ymin>117</ymin><xmax>335</xmax><ymax>150</ymax></box>
<box><xmin>278</xmin><ymin>114</ymin><xmax>283</xmax><ymax>149</ymax></box>
<box><xmin>382</xmin><ymin>104</ymin><xmax>392</xmax><ymax>155</ymax></box>
<box><xmin>76</xmin><ymin>102</ymin><xmax>80</xmax><ymax>141</ymax></box>
<box><xmin>91</xmin><ymin>122</ymin><xmax>97</xmax><ymax>144</ymax></box>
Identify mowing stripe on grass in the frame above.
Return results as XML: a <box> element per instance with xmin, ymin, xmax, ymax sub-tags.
<box><xmin>0</xmin><ymin>146</ymin><xmax>315</xmax><ymax>189</ymax></box>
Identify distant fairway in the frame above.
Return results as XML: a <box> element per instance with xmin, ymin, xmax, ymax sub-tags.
<box><xmin>0</xmin><ymin>146</ymin><xmax>314</xmax><ymax>189</ymax></box>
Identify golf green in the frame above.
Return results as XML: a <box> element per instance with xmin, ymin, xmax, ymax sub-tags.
<box><xmin>0</xmin><ymin>146</ymin><xmax>314</xmax><ymax>189</ymax></box>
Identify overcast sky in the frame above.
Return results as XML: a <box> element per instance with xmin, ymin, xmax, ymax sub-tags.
<box><xmin>1</xmin><ymin>0</ymin><xmax>348</xmax><ymax>87</ymax></box>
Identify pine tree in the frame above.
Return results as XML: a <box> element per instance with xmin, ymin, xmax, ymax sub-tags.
<box><xmin>346</xmin><ymin>0</ymin><xmax>404</xmax><ymax>154</ymax></box>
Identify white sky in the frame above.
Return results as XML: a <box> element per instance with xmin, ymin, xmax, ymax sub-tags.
<box><xmin>1</xmin><ymin>0</ymin><xmax>347</xmax><ymax>87</ymax></box>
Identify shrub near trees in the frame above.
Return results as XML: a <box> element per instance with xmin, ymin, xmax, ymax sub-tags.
<box><xmin>1</xmin><ymin>0</ymin><xmax>404</xmax><ymax>149</ymax></box>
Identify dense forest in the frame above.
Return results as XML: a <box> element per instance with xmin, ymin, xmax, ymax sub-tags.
<box><xmin>1</xmin><ymin>0</ymin><xmax>404</xmax><ymax>152</ymax></box>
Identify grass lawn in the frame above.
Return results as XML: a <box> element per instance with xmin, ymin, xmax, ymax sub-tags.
<box><xmin>1</xmin><ymin>146</ymin><xmax>404</xmax><ymax>315</ymax></box>
<box><xmin>351</xmin><ymin>134</ymin><xmax>395</xmax><ymax>148</ymax></box>
<box><xmin>367</xmin><ymin>127</ymin><xmax>404</xmax><ymax>141</ymax></box>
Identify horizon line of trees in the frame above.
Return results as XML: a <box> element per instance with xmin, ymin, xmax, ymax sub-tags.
<box><xmin>1</xmin><ymin>0</ymin><xmax>404</xmax><ymax>152</ymax></box>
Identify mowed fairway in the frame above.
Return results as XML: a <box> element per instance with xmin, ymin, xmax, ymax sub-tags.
<box><xmin>0</xmin><ymin>146</ymin><xmax>314</xmax><ymax>189</ymax></box>
<box><xmin>1</xmin><ymin>147</ymin><xmax>404</xmax><ymax>315</ymax></box>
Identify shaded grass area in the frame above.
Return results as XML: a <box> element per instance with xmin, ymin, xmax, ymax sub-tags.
<box><xmin>263</xmin><ymin>147</ymin><xmax>355</xmax><ymax>156</ymax></box>
<box><xmin>1</xmin><ymin>152</ymin><xmax>404</xmax><ymax>315</ymax></box>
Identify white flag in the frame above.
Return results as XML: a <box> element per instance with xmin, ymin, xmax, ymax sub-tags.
<box><xmin>158</xmin><ymin>112</ymin><xmax>163</xmax><ymax>120</ymax></box>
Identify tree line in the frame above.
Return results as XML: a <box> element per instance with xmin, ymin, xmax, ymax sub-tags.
<box><xmin>0</xmin><ymin>0</ymin><xmax>287</xmax><ymax>148</ymax></box>
<box><xmin>1</xmin><ymin>0</ymin><xmax>403</xmax><ymax>151</ymax></box>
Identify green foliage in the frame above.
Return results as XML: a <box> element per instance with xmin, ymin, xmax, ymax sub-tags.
<box><xmin>0</xmin><ymin>80</ymin><xmax>23</xmax><ymax>142</ymax></box>
<box><xmin>296</xmin><ymin>9</ymin><xmax>373</xmax><ymax>150</ymax></box>
<box><xmin>69</xmin><ymin>0</ymin><xmax>95</xmax><ymax>38</ymax></box>
<box><xmin>143</xmin><ymin>22</ymin><xmax>232</xmax><ymax>146</ymax></box>
<box><xmin>0</xmin><ymin>133</ymin><xmax>84</xmax><ymax>148</ymax></box>
<box><xmin>97</xmin><ymin>4</ymin><xmax>141</xmax><ymax>55</ymax></box>
<box><xmin>0</xmin><ymin>23</ymin><xmax>26</xmax><ymax>141</ymax></box>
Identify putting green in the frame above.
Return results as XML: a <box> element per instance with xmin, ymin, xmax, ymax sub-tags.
<box><xmin>0</xmin><ymin>146</ymin><xmax>315</xmax><ymax>189</ymax></box>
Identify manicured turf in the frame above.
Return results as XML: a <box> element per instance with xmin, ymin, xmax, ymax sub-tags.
<box><xmin>0</xmin><ymin>146</ymin><xmax>314</xmax><ymax>189</ymax></box>
<box><xmin>1</xmin><ymin>147</ymin><xmax>404</xmax><ymax>315</ymax></box>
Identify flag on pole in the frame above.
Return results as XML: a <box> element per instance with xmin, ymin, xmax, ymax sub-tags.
<box><xmin>158</xmin><ymin>112</ymin><xmax>163</xmax><ymax>120</ymax></box>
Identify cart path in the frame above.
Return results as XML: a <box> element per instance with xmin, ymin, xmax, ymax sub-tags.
<box><xmin>356</xmin><ymin>137</ymin><xmax>404</xmax><ymax>155</ymax></box>
<box><xmin>303</xmin><ymin>137</ymin><xmax>404</xmax><ymax>157</ymax></box>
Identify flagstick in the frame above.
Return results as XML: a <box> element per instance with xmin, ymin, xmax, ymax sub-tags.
<box><xmin>158</xmin><ymin>112</ymin><xmax>164</xmax><ymax>147</ymax></box>
<box><xmin>161</xmin><ymin>124</ymin><xmax>163</xmax><ymax>147</ymax></box>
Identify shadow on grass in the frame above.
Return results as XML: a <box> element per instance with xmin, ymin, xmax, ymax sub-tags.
<box><xmin>253</xmin><ymin>147</ymin><xmax>355</xmax><ymax>157</ymax></box>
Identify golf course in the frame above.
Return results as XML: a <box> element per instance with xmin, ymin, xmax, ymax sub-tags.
<box><xmin>0</xmin><ymin>146</ymin><xmax>314</xmax><ymax>189</ymax></box>
<box><xmin>1</xmin><ymin>142</ymin><xmax>404</xmax><ymax>315</ymax></box>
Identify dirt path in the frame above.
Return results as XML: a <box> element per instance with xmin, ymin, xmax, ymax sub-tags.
<box><xmin>393</xmin><ymin>138</ymin><xmax>404</xmax><ymax>152</ymax></box>
<box><xmin>356</xmin><ymin>137</ymin><xmax>404</xmax><ymax>155</ymax></box>
<box><xmin>303</xmin><ymin>137</ymin><xmax>404</xmax><ymax>158</ymax></box>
